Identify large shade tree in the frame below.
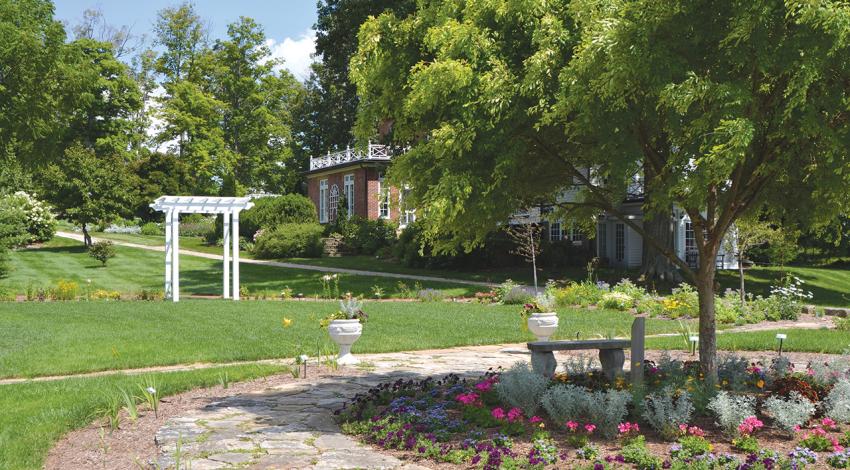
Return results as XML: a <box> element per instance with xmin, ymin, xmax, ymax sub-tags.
<box><xmin>352</xmin><ymin>0</ymin><xmax>850</xmax><ymax>377</ymax></box>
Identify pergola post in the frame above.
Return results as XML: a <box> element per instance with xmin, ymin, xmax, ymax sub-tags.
<box><xmin>232</xmin><ymin>210</ymin><xmax>240</xmax><ymax>301</ymax></box>
<box><xmin>172</xmin><ymin>209</ymin><xmax>180</xmax><ymax>303</ymax></box>
<box><xmin>223</xmin><ymin>211</ymin><xmax>231</xmax><ymax>299</ymax></box>
<box><xmin>164</xmin><ymin>209</ymin><xmax>173</xmax><ymax>299</ymax></box>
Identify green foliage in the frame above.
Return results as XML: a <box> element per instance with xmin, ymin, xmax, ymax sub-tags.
<box><xmin>88</xmin><ymin>241</ymin><xmax>116</xmax><ymax>266</ymax></box>
<box><xmin>42</xmin><ymin>145</ymin><xmax>134</xmax><ymax>243</ymax></box>
<box><xmin>331</xmin><ymin>215</ymin><xmax>397</xmax><ymax>255</ymax></box>
<box><xmin>0</xmin><ymin>192</ymin><xmax>56</xmax><ymax>243</ymax></box>
<box><xmin>0</xmin><ymin>197</ymin><xmax>30</xmax><ymax>249</ymax></box>
<box><xmin>225</xmin><ymin>195</ymin><xmax>318</xmax><ymax>240</ymax></box>
<box><xmin>620</xmin><ymin>436</ymin><xmax>663</xmax><ymax>470</ymax></box>
<box><xmin>252</xmin><ymin>223</ymin><xmax>324</xmax><ymax>259</ymax></box>
<box><xmin>351</xmin><ymin>0</ymin><xmax>850</xmax><ymax>375</ymax></box>
<box><xmin>553</xmin><ymin>282</ymin><xmax>603</xmax><ymax>307</ymax></box>
<box><xmin>140</xmin><ymin>222</ymin><xmax>163</xmax><ymax>236</ymax></box>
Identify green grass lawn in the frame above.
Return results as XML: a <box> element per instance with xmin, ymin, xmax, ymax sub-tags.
<box><xmin>647</xmin><ymin>328</ymin><xmax>850</xmax><ymax>355</ymax></box>
<box><xmin>0</xmin><ymin>363</ymin><xmax>285</xmax><ymax>470</ymax></box>
<box><xmin>717</xmin><ymin>265</ymin><xmax>850</xmax><ymax>307</ymax></box>
<box><xmin>0</xmin><ymin>300</ymin><xmax>684</xmax><ymax>379</ymax></box>
<box><xmin>0</xmin><ymin>238</ymin><xmax>477</xmax><ymax>298</ymax></box>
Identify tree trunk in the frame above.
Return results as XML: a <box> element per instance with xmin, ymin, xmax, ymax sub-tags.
<box><xmin>641</xmin><ymin>163</ymin><xmax>682</xmax><ymax>286</ymax></box>
<box><xmin>641</xmin><ymin>212</ymin><xmax>683</xmax><ymax>286</ymax></box>
<box><xmin>82</xmin><ymin>223</ymin><xmax>92</xmax><ymax>247</ymax></box>
<box><xmin>696</xmin><ymin>244</ymin><xmax>720</xmax><ymax>382</ymax></box>
<box><xmin>738</xmin><ymin>255</ymin><xmax>746</xmax><ymax>308</ymax></box>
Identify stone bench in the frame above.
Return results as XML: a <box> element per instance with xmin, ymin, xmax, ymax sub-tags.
<box><xmin>527</xmin><ymin>317</ymin><xmax>645</xmax><ymax>385</ymax></box>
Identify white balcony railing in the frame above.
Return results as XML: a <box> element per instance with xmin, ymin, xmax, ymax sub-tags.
<box><xmin>309</xmin><ymin>143</ymin><xmax>392</xmax><ymax>171</ymax></box>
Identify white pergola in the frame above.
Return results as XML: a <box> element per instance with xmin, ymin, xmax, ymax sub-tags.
<box><xmin>150</xmin><ymin>196</ymin><xmax>255</xmax><ymax>302</ymax></box>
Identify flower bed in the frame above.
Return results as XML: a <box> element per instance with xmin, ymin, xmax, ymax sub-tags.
<box><xmin>336</xmin><ymin>354</ymin><xmax>850</xmax><ymax>469</ymax></box>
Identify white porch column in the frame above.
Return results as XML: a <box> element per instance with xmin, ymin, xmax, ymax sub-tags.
<box><xmin>232</xmin><ymin>210</ymin><xmax>240</xmax><ymax>301</ymax></box>
<box><xmin>164</xmin><ymin>209</ymin><xmax>173</xmax><ymax>299</ymax></box>
<box><xmin>172</xmin><ymin>209</ymin><xmax>180</xmax><ymax>302</ymax></box>
<box><xmin>223</xmin><ymin>212</ymin><xmax>231</xmax><ymax>299</ymax></box>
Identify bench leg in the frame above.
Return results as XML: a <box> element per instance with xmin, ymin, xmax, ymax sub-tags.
<box><xmin>531</xmin><ymin>350</ymin><xmax>557</xmax><ymax>377</ymax></box>
<box><xmin>599</xmin><ymin>349</ymin><xmax>625</xmax><ymax>380</ymax></box>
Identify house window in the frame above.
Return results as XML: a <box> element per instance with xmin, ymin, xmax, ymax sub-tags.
<box><xmin>549</xmin><ymin>222</ymin><xmax>562</xmax><ymax>241</ymax></box>
<box><xmin>319</xmin><ymin>179</ymin><xmax>328</xmax><ymax>223</ymax></box>
<box><xmin>400</xmin><ymin>187</ymin><xmax>416</xmax><ymax>226</ymax></box>
<box><xmin>329</xmin><ymin>184</ymin><xmax>339</xmax><ymax>222</ymax></box>
<box><xmin>615</xmin><ymin>223</ymin><xmax>625</xmax><ymax>262</ymax></box>
<box><xmin>569</xmin><ymin>227</ymin><xmax>584</xmax><ymax>243</ymax></box>
<box><xmin>378</xmin><ymin>171</ymin><xmax>390</xmax><ymax>218</ymax></box>
<box><xmin>343</xmin><ymin>174</ymin><xmax>354</xmax><ymax>217</ymax></box>
<box><xmin>599</xmin><ymin>223</ymin><xmax>607</xmax><ymax>258</ymax></box>
<box><xmin>685</xmin><ymin>221</ymin><xmax>698</xmax><ymax>268</ymax></box>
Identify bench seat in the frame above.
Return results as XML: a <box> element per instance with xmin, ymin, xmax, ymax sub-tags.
<box><xmin>526</xmin><ymin>318</ymin><xmax>645</xmax><ymax>385</ymax></box>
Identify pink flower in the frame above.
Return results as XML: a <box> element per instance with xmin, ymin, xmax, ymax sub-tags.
<box><xmin>679</xmin><ymin>424</ymin><xmax>688</xmax><ymax>432</ymax></box>
<box><xmin>618</xmin><ymin>422</ymin><xmax>640</xmax><ymax>435</ymax></box>
<box><xmin>530</xmin><ymin>416</ymin><xmax>543</xmax><ymax>424</ymax></box>
<box><xmin>738</xmin><ymin>416</ymin><xmax>764</xmax><ymax>436</ymax></box>
<box><xmin>455</xmin><ymin>392</ymin><xmax>479</xmax><ymax>405</ymax></box>
<box><xmin>823</xmin><ymin>417</ymin><xmax>837</xmax><ymax>429</ymax></box>
<box><xmin>475</xmin><ymin>381</ymin><xmax>493</xmax><ymax>392</ymax></box>
<box><xmin>584</xmin><ymin>424</ymin><xmax>597</xmax><ymax>434</ymax></box>
<box><xmin>507</xmin><ymin>407</ymin><xmax>523</xmax><ymax>422</ymax></box>
<box><xmin>491</xmin><ymin>407</ymin><xmax>506</xmax><ymax>420</ymax></box>
<box><xmin>794</xmin><ymin>425</ymin><xmax>802</xmax><ymax>433</ymax></box>
<box><xmin>566</xmin><ymin>421</ymin><xmax>579</xmax><ymax>431</ymax></box>
<box><xmin>687</xmin><ymin>426</ymin><xmax>705</xmax><ymax>437</ymax></box>
<box><xmin>813</xmin><ymin>427</ymin><xmax>828</xmax><ymax>437</ymax></box>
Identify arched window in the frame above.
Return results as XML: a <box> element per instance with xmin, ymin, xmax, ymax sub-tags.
<box><xmin>329</xmin><ymin>184</ymin><xmax>340</xmax><ymax>222</ymax></box>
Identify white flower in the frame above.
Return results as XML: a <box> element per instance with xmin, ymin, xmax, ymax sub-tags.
<box><xmin>299</xmin><ymin>354</ymin><xmax>309</xmax><ymax>362</ymax></box>
<box><xmin>146</xmin><ymin>387</ymin><xmax>157</xmax><ymax>394</ymax></box>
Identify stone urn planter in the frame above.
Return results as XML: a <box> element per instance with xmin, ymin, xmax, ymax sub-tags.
<box><xmin>527</xmin><ymin>312</ymin><xmax>558</xmax><ymax>341</ymax></box>
<box><xmin>327</xmin><ymin>319</ymin><xmax>363</xmax><ymax>365</ymax></box>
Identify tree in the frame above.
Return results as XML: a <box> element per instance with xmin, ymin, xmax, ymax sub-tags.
<box><xmin>505</xmin><ymin>219</ymin><xmax>543</xmax><ymax>290</ymax></box>
<box><xmin>0</xmin><ymin>0</ymin><xmax>68</xmax><ymax>166</ymax></box>
<box><xmin>293</xmin><ymin>0</ymin><xmax>416</xmax><ymax>160</ymax></box>
<box><xmin>88</xmin><ymin>240</ymin><xmax>116</xmax><ymax>266</ymax></box>
<box><xmin>725</xmin><ymin>218</ymin><xmax>786</xmax><ymax>306</ymax></box>
<box><xmin>352</xmin><ymin>0</ymin><xmax>850</xmax><ymax>378</ymax></box>
<box><xmin>42</xmin><ymin>145</ymin><xmax>134</xmax><ymax>246</ymax></box>
<box><xmin>72</xmin><ymin>7</ymin><xmax>143</xmax><ymax>59</ymax></box>
<box><xmin>211</xmin><ymin>17</ymin><xmax>302</xmax><ymax>194</ymax></box>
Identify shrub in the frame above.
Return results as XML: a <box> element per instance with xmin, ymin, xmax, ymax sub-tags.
<box><xmin>763</xmin><ymin>392</ymin><xmax>816</xmax><ymax>434</ymax></box>
<box><xmin>554</xmin><ymin>281</ymin><xmax>603</xmax><ymax>307</ymax></box>
<box><xmin>0</xmin><ymin>198</ymin><xmax>30</xmax><ymax>248</ymax></box>
<box><xmin>0</xmin><ymin>286</ymin><xmax>16</xmax><ymax>301</ymax></box>
<box><xmin>140</xmin><ymin>222</ymin><xmax>163</xmax><ymax>236</ymax></box>
<box><xmin>228</xmin><ymin>194</ymin><xmax>318</xmax><ymax>239</ymax></box>
<box><xmin>417</xmin><ymin>288</ymin><xmax>445</xmax><ymax>302</ymax></box>
<box><xmin>252</xmin><ymin>223</ymin><xmax>324</xmax><ymax>259</ymax></box>
<box><xmin>643</xmin><ymin>387</ymin><xmax>694</xmax><ymax>440</ymax></box>
<box><xmin>837</xmin><ymin>317</ymin><xmax>850</xmax><ymax>331</ymax></box>
<box><xmin>494</xmin><ymin>280</ymin><xmax>532</xmax><ymax>304</ymax></box>
<box><xmin>620</xmin><ymin>435</ymin><xmax>663</xmax><ymax>469</ymax></box>
<box><xmin>1</xmin><ymin>192</ymin><xmax>56</xmax><ymax>243</ymax></box>
<box><xmin>495</xmin><ymin>362</ymin><xmax>549</xmax><ymax>417</ymax></box>
<box><xmin>91</xmin><ymin>289</ymin><xmax>121</xmax><ymax>300</ymax></box>
<box><xmin>707</xmin><ymin>391</ymin><xmax>756</xmax><ymax>435</ymax></box>
<box><xmin>662</xmin><ymin>283</ymin><xmax>698</xmax><ymax>318</ymax></box>
<box><xmin>825</xmin><ymin>379</ymin><xmax>850</xmax><ymax>424</ymax></box>
<box><xmin>600</xmin><ymin>291</ymin><xmax>632</xmax><ymax>310</ymax></box>
<box><xmin>612</xmin><ymin>279</ymin><xmax>646</xmax><ymax>302</ymax></box>
<box><xmin>540</xmin><ymin>384</ymin><xmax>631</xmax><ymax>438</ymax></box>
<box><xmin>332</xmin><ymin>215</ymin><xmax>396</xmax><ymax>255</ymax></box>
<box><xmin>88</xmin><ymin>240</ymin><xmax>116</xmax><ymax>266</ymax></box>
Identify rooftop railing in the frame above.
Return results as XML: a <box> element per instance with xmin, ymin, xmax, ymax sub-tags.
<box><xmin>309</xmin><ymin>143</ymin><xmax>392</xmax><ymax>171</ymax></box>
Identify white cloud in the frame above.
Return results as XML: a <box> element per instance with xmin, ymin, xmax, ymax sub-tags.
<box><xmin>265</xmin><ymin>29</ymin><xmax>317</xmax><ymax>81</ymax></box>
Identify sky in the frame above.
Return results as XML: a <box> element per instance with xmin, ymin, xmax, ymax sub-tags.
<box><xmin>53</xmin><ymin>0</ymin><xmax>320</xmax><ymax>80</ymax></box>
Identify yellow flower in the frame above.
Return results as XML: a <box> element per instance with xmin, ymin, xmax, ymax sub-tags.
<box><xmin>282</xmin><ymin>317</ymin><xmax>293</xmax><ymax>328</ymax></box>
<box><xmin>757</xmin><ymin>379</ymin><xmax>765</xmax><ymax>389</ymax></box>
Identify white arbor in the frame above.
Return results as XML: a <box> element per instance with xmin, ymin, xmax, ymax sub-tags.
<box><xmin>150</xmin><ymin>196</ymin><xmax>255</xmax><ymax>302</ymax></box>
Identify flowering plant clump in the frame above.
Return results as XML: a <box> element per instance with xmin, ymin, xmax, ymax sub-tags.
<box><xmin>565</xmin><ymin>421</ymin><xmax>596</xmax><ymax>448</ymax></box>
<box><xmin>828</xmin><ymin>449</ymin><xmax>850</xmax><ymax>468</ymax></box>
<box><xmin>798</xmin><ymin>422</ymin><xmax>843</xmax><ymax>452</ymax></box>
<box><xmin>320</xmin><ymin>295</ymin><xmax>368</xmax><ymax>327</ymax></box>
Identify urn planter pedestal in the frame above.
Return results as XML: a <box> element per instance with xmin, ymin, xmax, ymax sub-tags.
<box><xmin>527</xmin><ymin>312</ymin><xmax>558</xmax><ymax>341</ymax></box>
<box><xmin>328</xmin><ymin>319</ymin><xmax>362</xmax><ymax>365</ymax></box>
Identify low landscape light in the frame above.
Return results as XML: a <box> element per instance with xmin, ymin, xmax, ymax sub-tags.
<box><xmin>689</xmin><ymin>335</ymin><xmax>699</xmax><ymax>355</ymax></box>
<box><xmin>776</xmin><ymin>333</ymin><xmax>787</xmax><ymax>356</ymax></box>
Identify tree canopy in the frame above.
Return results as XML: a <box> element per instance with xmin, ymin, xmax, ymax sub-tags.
<box><xmin>352</xmin><ymin>0</ymin><xmax>850</xmax><ymax>375</ymax></box>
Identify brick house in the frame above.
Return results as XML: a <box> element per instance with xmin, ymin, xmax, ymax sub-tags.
<box><xmin>306</xmin><ymin>144</ymin><xmax>416</xmax><ymax>227</ymax></box>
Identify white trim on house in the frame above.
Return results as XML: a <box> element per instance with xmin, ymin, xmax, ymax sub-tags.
<box><xmin>343</xmin><ymin>173</ymin><xmax>354</xmax><ymax>217</ymax></box>
<box><xmin>319</xmin><ymin>179</ymin><xmax>328</xmax><ymax>223</ymax></box>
